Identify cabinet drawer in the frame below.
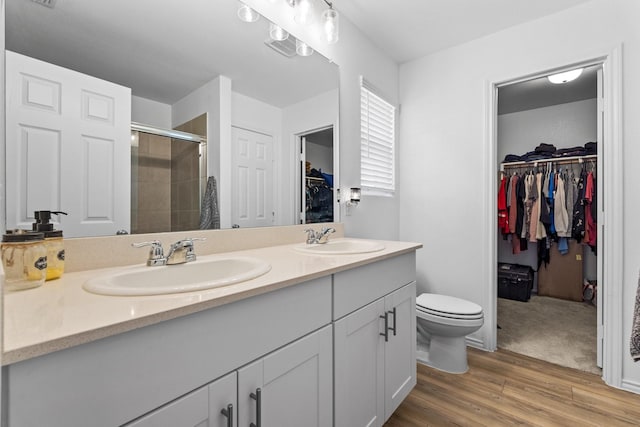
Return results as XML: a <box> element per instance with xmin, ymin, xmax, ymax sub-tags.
<box><xmin>333</xmin><ymin>252</ymin><xmax>416</xmax><ymax>320</ymax></box>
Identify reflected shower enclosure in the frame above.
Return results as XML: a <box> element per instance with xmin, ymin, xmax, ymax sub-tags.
<box><xmin>130</xmin><ymin>115</ymin><xmax>207</xmax><ymax>234</ymax></box>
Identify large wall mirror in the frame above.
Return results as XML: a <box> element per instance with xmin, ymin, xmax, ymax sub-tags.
<box><xmin>5</xmin><ymin>0</ymin><xmax>339</xmax><ymax>237</ymax></box>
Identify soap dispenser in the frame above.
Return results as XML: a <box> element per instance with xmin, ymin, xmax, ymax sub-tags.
<box><xmin>32</xmin><ymin>210</ymin><xmax>67</xmax><ymax>281</ymax></box>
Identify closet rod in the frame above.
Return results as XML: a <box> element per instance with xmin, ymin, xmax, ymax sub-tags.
<box><xmin>500</xmin><ymin>154</ymin><xmax>597</xmax><ymax>171</ymax></box>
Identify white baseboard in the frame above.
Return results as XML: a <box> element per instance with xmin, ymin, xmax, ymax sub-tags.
<box><xmin>466</xmin><ymin>336</ymin><xmax>486</xmax><ymax>350</ymax></box>
<box><xmin>621</xmin><ymin>379</ymin><xmax>640</xmax><ymax>395</ymax></box>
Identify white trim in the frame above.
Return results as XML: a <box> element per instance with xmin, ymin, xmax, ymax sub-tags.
<box><xmin>601</xmin><ymin>45</ymin><xmax>624</xmax><ymax>388</ymax></box>
<box><xmin>484</xmin><ymin>45</ymin><xmax>624</xmax><ymax>389</ymax></box>
<box><xmin>621</xmin><ymin>379</ymin><xmax>640</xmax><ymax>395</ymax></box>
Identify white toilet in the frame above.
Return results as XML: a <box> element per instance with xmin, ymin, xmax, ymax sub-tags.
<box><xmin>416</xmin><ymin>293</ymin><xmax>484</xmax><ymax>374</ymax></box>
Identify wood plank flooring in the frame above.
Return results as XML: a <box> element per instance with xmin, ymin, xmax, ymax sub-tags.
<box><xmin>384</xmin><ymin>348</ymin><xmax>640</xmax><ymax>426</ymax></box>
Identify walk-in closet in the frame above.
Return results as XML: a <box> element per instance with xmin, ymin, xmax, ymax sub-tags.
<box><xmin>496</xmin><ymin>65</ymin><xmax>602</xmax><ymax>375</ymax></box>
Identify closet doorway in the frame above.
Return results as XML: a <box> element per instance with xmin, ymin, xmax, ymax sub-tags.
<box><xmin>495</xmin><ymin>64</ymin><xmax>603</xmax><ymax>375</ymax></box>
<box><xmin>298</xmin><ymin>126</ymin><xmax>335</xmax><ymax>224</ymax></box>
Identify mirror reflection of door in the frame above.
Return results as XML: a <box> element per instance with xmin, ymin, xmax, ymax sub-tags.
<box><xmin>300</xmin><ymin>127</ymin><xmax>334</xmax><ymax>224</ymax></box>
<box><xmin>231</xmin><ymin>126</ymin><xmax>275</xmax><ymax>228</ymax></box>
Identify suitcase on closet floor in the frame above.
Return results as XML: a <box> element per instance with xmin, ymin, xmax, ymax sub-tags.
<box><xmin>498</xmin><ymin>263</ymin><xmax>534</xmax><ymax>302</ymax></box>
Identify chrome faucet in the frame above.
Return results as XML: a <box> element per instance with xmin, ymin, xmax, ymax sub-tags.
<box><xmin>304</xmin><ymin>227</ymin><xmax>336</xmax><ymax>244</ymax></box>
<box><xmin>133</xmin><ymin>238</ymin><xmax>206</xmax><ymax>266</ymax></box>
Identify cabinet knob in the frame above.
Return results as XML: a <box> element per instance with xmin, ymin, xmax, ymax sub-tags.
<box><xmin>220</xmin><ymin>403</ymin><xmax>233</xmax><ymax>427</ymax></box>
<box><xmin>250</xmin><ymin>388</ymin><xmax>262</xmax><ymax>427</ymax></box>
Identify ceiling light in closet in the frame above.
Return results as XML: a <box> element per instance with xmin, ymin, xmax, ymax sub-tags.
<box><xmin>547</xmin><ymin>68</ymin><xmax>584</xmax><ymax>84</ymax></box>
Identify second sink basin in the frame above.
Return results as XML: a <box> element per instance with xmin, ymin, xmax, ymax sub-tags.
<box><xmin>83</xmin><ymin>256</ymin><xmax>271</xmax><ymax>296</ymax></box>
<box><xmin>293</xmin><ymin>238</ymin><xmax>385</xmax><ymax>255</ymax></box>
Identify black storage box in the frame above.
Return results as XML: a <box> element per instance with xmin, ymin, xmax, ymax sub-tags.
<box><xmin>498</xmin><ymin>263</ymin><xmax>534</xmax><ymax>302</ymax></box>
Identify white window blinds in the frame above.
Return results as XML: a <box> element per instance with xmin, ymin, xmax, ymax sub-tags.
<box><xmin>360</xmin><ymin>78</ymin><xmax>395</xmax><ymax>195</ymax></box>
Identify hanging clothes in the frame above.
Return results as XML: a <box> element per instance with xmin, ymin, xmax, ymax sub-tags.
<box><xmin>584</xmin><ymin>171</ymin><xmax>597</xmax><ymax>252</ymax></box>
<box><xmin>498</xmin><ymin>176</ymin><xmax>510</xmax><ymax>235</ymax></box>
<box><xmin>572</xmin><ymin>170</ymin><xmax>587</xmax><ymax>242</ymax></box>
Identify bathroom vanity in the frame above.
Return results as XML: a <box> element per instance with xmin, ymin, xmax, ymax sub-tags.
<box><xmin>2</xmin><ymin>227</ymin><xmax>420</xmax><ymax>426</ymax></box>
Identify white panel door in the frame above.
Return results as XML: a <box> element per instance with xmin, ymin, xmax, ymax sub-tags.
<box><xmin>238</xmin><ymin>326</ymin><xmax>332</xmax><ymax>427</ymax></box>
<box><xmin>231</xmin><ymin>126</ymin><xmax>274</xmax><ymax>228</ymax></box>
<box><xmin>334</xmin><ymin>299</ymin><xmax>386</xmax><ymax>427</ymax></box>
<box><xmin>6</xmin><ymin>51</ymin><xmax>131</xmax><ymax>237</ymax></box>
<box><xmin>383</xmin><ymin>282</ymin><xmax>417</xmax><ymax>419</ymax></box>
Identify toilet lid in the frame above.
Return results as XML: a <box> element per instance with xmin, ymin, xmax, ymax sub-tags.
<box><xmin>416</xmin><ymin>293</ymin><xmax>483</xmax><ymax>316</ymax></box>
<box><xmin>417</xmin><ymin>305</ymin><xmax>484</xmax><ymax>320</ymax></box>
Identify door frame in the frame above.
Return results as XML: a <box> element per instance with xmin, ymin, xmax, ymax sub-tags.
<box><xmin>483</xmin><ymin>46</ymin><xmax>623</xmax><ymax>387</ymax></box>
<box><xmin>295</xmin><ymin>124</ymin><xmax>339</xmax><ymax>224</ymax></box>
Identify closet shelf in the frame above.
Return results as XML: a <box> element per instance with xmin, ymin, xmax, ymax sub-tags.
<box><xmin>500</xmin><ymin>154</ymin><xmax>597</xmax><ymax>171</ymax></box>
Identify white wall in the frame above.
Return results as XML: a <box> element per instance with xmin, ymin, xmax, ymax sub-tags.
<box><xmin>172</xmin><ymin>76</ymin><xmax>232</xmax><ymax>228</ymax></box>
<box><xmin>131</xmin><ymin>95</ymin><xmax>171</xmax><ymax>129</ymax></box>
<box><xmin>497</xmin><ymin>99</ymin><xmax>598</xmax><ymax>287</ymax></box>
<box><xmin>306</xmin><ymin>142</ymin><xmax>333</xmax><ymax>174</ymax></box>
<box><xmin>282</xmin><ymin>89</ymin><xmax>338</xmax><ymax>225</ymax></box>
<box><xmin>243</xmin><ymin>0</ymin><xmax>400</xmax><ymax>240</ymax></box>
<box><xmin>399</xmin><ymin>0</ymin><xmax>640</xmax><ymax>390</ymax></box>
<box><xmin>498</xmin><ymin>99</ymin><xmax>597</xmax><ymax>162</ymax></box>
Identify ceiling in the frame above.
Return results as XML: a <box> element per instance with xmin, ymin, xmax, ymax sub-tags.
<box><xmin>336</xmin><ymin>0</ymin><xmax>592</xmax><ymax>64</ymax></box>
<box><xmin>335</xmin><ymin>0</ymin><xmax>597</xmax><ymax>113</ymax></box>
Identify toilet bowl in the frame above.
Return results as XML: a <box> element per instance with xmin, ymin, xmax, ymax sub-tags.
<box><xmin>416</xmin><ymin>293</ymin><xmax>484</xmax><ymax>374</ymax></box>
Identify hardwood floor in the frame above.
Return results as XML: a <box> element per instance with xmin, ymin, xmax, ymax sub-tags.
<box><xmin>384</xmin><ymin>347</ymin><xmax>640</xmax><ymax>426</ymax></box>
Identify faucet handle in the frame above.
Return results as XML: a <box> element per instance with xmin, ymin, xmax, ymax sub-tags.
<box><xmin>172</xmin><ymin>237</ymin><xmax>206</xmax><ymax>262</ymax></box>
<box><xmin>132</xmin><ymin>240</ymin><xmax>166</xmax><ymax>266</ymax></box>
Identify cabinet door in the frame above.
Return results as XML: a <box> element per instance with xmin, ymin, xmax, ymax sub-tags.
<box><xmin>238</xmin><ymin>325</ymin><xmax>333</xmax><ymax>427</ymax></box>
<box><xmin>384</xmin><ymin>282</ymin><xmax>417</xmax><ymax>419</ymax></box>
<box><xmin>209</xmin><ymin>372</ymin><xmax>238</xmax><ymax>427</ymax></box>
<box><xmin>125</xmin><ymin>372</ymin><xmax>236</xmax><ymax>427</ymax></box>
<box><xmin>334</xmin><ymin>298</ymin><xmax>386</xmax><ymax>427</ymax></box>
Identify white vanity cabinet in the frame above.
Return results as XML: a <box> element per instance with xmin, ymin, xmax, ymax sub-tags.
<box><xmin>333</xmin><ymin>253</ymin><xmax>417</xmax><ymax>427</ymax></box>
<box><xmin>238</xmin><ymin>325</ymin><xmax>333</xmax><ymax>427</ymax></box>
<box><xmin>4</xmin><ymin>277</ymin><xmax>332</xmax><ymax>427</ymax></box>
<box><xmin>3</xmin><ymin>249</ymin><xmax>418</xmax><ymax>427</ymax></box>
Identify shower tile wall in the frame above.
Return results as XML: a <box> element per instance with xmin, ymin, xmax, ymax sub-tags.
<box><xmin>133</xmin><ymin>133</ymin><xmax>172</xmax><ymax>234</ymax></box>
<box><xmin>173</xmin><ymin>113</ymin><xmax>207</xmax><ymax>231</ymax></box>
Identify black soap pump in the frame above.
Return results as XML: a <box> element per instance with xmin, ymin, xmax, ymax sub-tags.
<box><xmin>32</xmin><ymin>210</ymin><xmax>67</xmax><ymax>280</ymax></box>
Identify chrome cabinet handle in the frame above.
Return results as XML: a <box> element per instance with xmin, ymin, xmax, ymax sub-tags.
<box><xmin>388</xmin><ymin>307</ymin><xmax>397</xmax><ymax>337</ymax></box>
<box><xmin>380</xmin><ymin>312</ymin><xmax>389</xmax><ymax>342</ymax></box>
<box><xmin>220</xmin><ymin>403</ymin><xmax>233</xmax><ymax>427</ymax></box>
<box><xmin>250</xmin><ymin>388</ymin><xmax>261</xmax><ymax>427</ymax></box>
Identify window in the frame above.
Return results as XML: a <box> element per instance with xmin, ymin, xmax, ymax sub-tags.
<box><xmin>360</xmin><ymin>77</ymin><xmax>396</xmax><ymax>196</ymax></box>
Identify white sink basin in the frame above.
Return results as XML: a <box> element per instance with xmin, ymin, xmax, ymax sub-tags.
<box><xmin>83</xmin><ymin>256</ymin><xmax>271</xmax><ymax>296</ymax></box>
<box><xmin>293</xmin><ymin>239</ymin><xmax>385</xmax><ymax>255</ymax></box>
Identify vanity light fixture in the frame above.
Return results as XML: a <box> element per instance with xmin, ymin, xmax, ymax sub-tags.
<box><xmin>288</xmin><ymin>0</ymin><xmax>340</xmax><ymax>45</ymax></box>
<box><xmin>238</xmin><ymin>3</ymin><xmax>260</xmax><ymax>22</ymax></box>
<box><xmin>294</xmin><ymin>0</ymin><xmax>314</xmax><ymax>25</ymax></box>
<box><xmin>322</xmin><ymin>4</ymin><xmax>339</xmax><ymax>44</ymax></box>
<box><xmin>547</xmin><ymin>68</ymin><xmax>584</xmax><ymax>84</ymax></box>
<box><xmin>296</xmin><ymin>39</ymin><xmax>314</xmax><ymax>56</ymax></box>
<box><xmin>269</xmin><ymin>22</ymin><xmax>289</xmax><ymax>41</ymax></box>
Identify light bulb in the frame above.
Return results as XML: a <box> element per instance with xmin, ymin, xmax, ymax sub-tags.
<box><xmin>294</xmin><ymin>0</ymin><xmax>313</xmax><ymax>25</ymax></box>
<box><xmin>270</xmin><ymin>22</ymin><xmax>289</xmax><ymax>41</ymax></box>
<box><xmin>237</xmin><ymin>4</ymin><xmax>260</xmax><ymax>23</ymax></box>
<box><xmin>323</xmin><ymin>8</ymin><xmax>339</xmax><ymax>44</ymax></box>
<box><xmin>547</xmin><ymin>68</ymin><xmax>583</xmax><ymax>84</ymax></box>
<box><xmin>296</xmin><ymin>39</ymin><xmax>314</xmax><ymax>56</ymax></box>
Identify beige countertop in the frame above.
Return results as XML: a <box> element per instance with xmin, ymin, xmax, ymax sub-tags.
<box><xmin>3</xmin><ymin>238</ymin><xmax>421</xmax><ymax>365</ymax></box>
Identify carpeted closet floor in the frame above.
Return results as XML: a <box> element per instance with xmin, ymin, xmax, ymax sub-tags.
<box><xmin>497</xmin><ymin>295</ymin><xmax>601</xmax><ymax>375</ymax></box>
